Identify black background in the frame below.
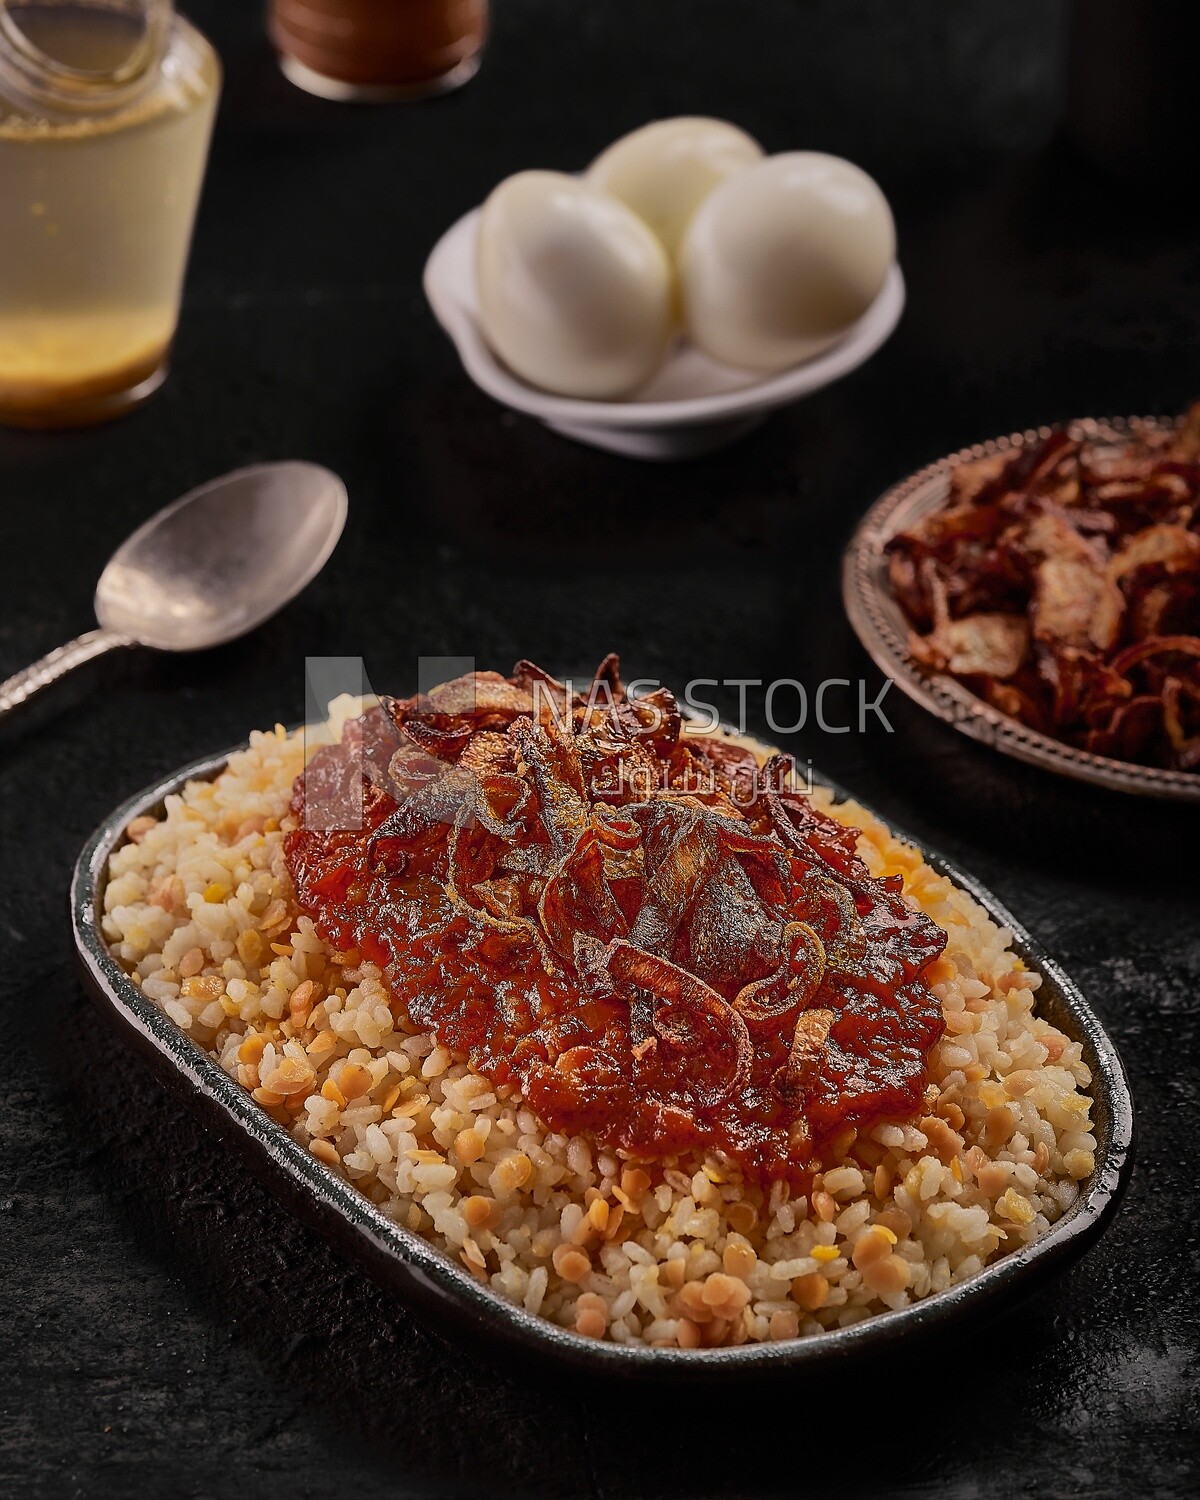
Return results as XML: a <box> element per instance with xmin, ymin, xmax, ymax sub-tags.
<box><xmin>2</xmin><ymin>2</ymin><xmax>1198</xmax><ymax>1496</ymax></box>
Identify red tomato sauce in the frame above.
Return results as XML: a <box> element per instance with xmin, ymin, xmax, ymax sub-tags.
<box><xmin>285</xmin><ymin>666</ymin><xmax>947</xmax><ymax>1182</ymax></box>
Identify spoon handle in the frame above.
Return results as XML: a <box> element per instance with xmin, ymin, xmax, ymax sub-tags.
<box><xmin>0</xmin><ymin>629</ymin><xmax>136</xmax><ymax>720</ymax></box>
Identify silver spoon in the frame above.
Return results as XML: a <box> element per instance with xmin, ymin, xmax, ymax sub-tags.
<box><xmin>0</xmin><ymin>461</ymin><xmax>348</xmax><ymax>719</ymax></box>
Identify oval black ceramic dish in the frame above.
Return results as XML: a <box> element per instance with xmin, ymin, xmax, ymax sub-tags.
<box><xmin>71</xmin><ymin>744</ymin><xmax>1134</xmax><ymax>1378</ymax></box>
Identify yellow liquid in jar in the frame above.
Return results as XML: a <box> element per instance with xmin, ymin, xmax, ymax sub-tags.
<box><xmin>0</xmin><ymin>6</ymin><xmax>219</xmax><ymax>425</ymax></box>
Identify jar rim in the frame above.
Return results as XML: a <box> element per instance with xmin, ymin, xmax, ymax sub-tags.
<box><xmin>0</xmin><ymin>0</ymin><xmax>173</xmax><ymax>111</ymax></box>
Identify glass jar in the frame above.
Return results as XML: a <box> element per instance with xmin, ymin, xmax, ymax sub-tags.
<box><xmin>0</xmin><ymin>1</ymin><xmax>219</xmax><ymax>428</ymax></box>
<box><xmin>269</xmin><ymin>0</ymin><xmax>488</xmax><ymax>103</ymax></box>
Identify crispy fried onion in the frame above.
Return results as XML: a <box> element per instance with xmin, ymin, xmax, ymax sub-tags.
<box><xmin>576</xmin><ymin>936</ymin><xmax>752</xmax><ymax>1109</ymax></box>
<box><xmin>887</xmin><ymin>404</ymin><xmax>1200</xmax><ymax>772</ymax></box>
<box><xmin>443</xmin><ymin>800</ymin><xmax>560</xmax><ymax>976</ymax></box>
<box><xmin>909</xmin><ymin>559</ymin><xmax>1030</xmax><ymax>678</ymax></box>
<box><xmin>538</xmin><ymin>826</ymin><xmax>629</xmax><ymax>961</ymax></box>
<box><xmin>366</xmin><ymin>761</ymin><xmax>531</xmax><ymax>857</ymax></box>
<box><xmin>733</xmin><ymin>922</ymin><xmax>826</xmax><ymax>1024</ymax></box>
<box><xmin>777</xmin><ymin>1008</ymin><xmax>836</xmax><ymax>1102</ymax></box>
<box><xmin>509</xmin><ymin>715</ymin><xmax>588</xmax><ymax>856</ymax></box>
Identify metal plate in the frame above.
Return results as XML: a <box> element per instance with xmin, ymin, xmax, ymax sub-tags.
<box><xmin>71</xmin><ymin>744</ymin><xmax>1134</xmax><ymax>1378</ymax></box>
<box><xmin>842</xmin><ymin>415</ymin><xmax>1200</xmax><ymax>801</ymax></box>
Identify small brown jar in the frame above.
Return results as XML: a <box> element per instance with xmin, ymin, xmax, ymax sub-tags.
<box><xmin>269</xmin><ymin>0</ymin><xmax>488</xmax><ymax>102</ymax></box>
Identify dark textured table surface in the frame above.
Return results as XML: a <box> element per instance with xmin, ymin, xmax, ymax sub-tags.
<box><xmin>2</xmin><ymin>3</ymin><xmax>1198</xmax><ymax>1496</ymax></box>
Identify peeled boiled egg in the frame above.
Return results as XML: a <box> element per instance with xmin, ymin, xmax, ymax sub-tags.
<box><xmin>680</xmin><ymin>152</ymin><xmax>895</xmax><ymax>372</ymax></box>
<box><xmin>475</xmin><ymin>170</ymin><xmax>672</xmax><ymax>400</ymax></box>
<box><xmin>586</xmin><ymin>117</ymin><xmax>763</xmax><ymax>260</ymax></box>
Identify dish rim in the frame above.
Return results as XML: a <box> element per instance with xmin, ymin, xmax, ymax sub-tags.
<box><xmin>71</xmin><ymin>740</ymin><xmax>1135</xmax><ymax>1376</ymax></box>
<box><xmin>842</xmin><ymin>413</ymin><xmax>1200</xmax><ymax>802</ymax></box>
<box><xmin>422</xmin><ymin>205</ymin><xmax>906</xmax><ymax>430</ymax></box>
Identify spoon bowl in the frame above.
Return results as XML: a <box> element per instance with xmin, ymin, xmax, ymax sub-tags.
<box><xmin>95</xmin><ymin>462</ymin><xmax>348</xmax><ymax>651</ymax></box>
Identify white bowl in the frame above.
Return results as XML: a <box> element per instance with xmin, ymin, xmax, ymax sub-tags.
<box><xmin>423</xmin><ymin>206</ymin><xmax>906</xmax><ymax>460</ymax></box>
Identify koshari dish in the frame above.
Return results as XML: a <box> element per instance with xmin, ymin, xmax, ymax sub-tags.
<box><xmin>104</xmin><ymin>660</ymin><xmax>1098</xmax><ymax>1349</ymax></box>
<box><xmin>886</xmin><ymin>403</ymin><xmax>1200</xmax><ymax>772</ymax></box>
<box><xmin>287</xmin><ymin>656</ymin><xmax>946</xmax><ymax>1184</ymax></box>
